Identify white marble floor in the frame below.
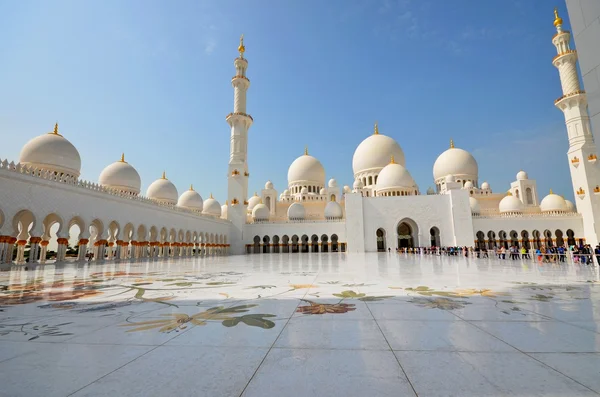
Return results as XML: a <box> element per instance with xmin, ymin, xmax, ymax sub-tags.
<box><xmin>1</xmin><ymin>253</ymin><xmax>599</xmax><ymax>396</ymax></box>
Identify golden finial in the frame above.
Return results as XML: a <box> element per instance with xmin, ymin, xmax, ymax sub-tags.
<box><xmin>238</xmin><ymin>34</ymin><xmax>245</xmax><ymax>57</ymax></box>
<box><xmin>390</xmin><ymin>155</ymin><xmax>396</xmax><ymax>164</ymax></box>
<box><xmin>506</xmin><ymin>191</ymin><xmax>512</xmax><ymax>196</ymax></box>
<box><xmin>374</xmin><ymin>121</ymin><xmax>379</xmax><ymax>135</ymax></box>
<box><xmin>304</xmin><ymin>146</ymin><xmax>308</xmax><ymax>156</ymax></box>
<box><xmin>53</xmin><ymin>123</ymin><xmax>59</xmax><ymax>135</ymax></box>
<box><xmin>260</xmin><ymin>198</ymin><xmax>263</xmax><ymax>204</ymax></box>
<box><xmin>254</xmin><ymin>191</ymin><xmax>258</xmax><ymax>196</ymax></box>
<box><xmin>120</xmin><ymin>153</ymin><xmax>125</xmax><ymax>162</ymax></box>
<box><xmin>450</xmin><ymin>139</ymin><xmax>455</xmax><ymax>149</ymax></box>
<box><xmin>550</xmin><ymin>188</ymin><xmax>554</xmax><ymax>194</ymax></box>
<box><xmin>190</xmin><ymin>184</ymin><xmax>194</xmax><ymax>191</ymax></box>
<box><xmin>553</xmin><ymin>8</ymin><xmax>563</xmax><ymax>27</ymax></box>
<box><xmin>210</xmin><ymin>192</ymin><xmax>213</xmax><ymax>199</ymax></box>
<box><xmin>225</xmin><ymin>200</ymin><xmax>228</xmax><ymax>205</ymax></box>
<box><xmin>161</xmin><ymin>171</ymin><xmax>166</xmax><ymax>179</ymax></box>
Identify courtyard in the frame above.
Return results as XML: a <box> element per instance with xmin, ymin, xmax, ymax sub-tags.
<box><xmin>0</xmin><ymin>253</ymin><xmax>599</xmax><ymax>396</ymax></box>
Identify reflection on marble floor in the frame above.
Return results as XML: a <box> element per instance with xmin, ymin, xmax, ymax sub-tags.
<box><xmin>0</xmin><ymin>253</ymin><xmax>599</xmax><ymax>396</ymax></box>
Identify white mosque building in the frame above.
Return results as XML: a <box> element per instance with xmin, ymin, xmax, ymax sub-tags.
<box><xmin>0</xmin><ymin>10</ymin><xmax>599</xmax><ymax>263</ymax></box>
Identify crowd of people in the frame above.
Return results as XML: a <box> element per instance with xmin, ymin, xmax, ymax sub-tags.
<box><xmin>388</xmin><ymin>244</ymin><xmax>600</xmax><ymax>266</ymax></box>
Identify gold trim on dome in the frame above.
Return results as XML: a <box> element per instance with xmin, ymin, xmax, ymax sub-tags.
<box><xmin>49</xmin><ymin>122</ymin><xmax>63</xmax><ymax>137</ymax></box>
<box><xmin>161</xmin><ymin>171</ymin><xmax>167</xmax><ymax>179</ymax></box>
<box><xmin>553</xmin><ymin>8</ymin><xmax>563</xmax><ymax>27</ymax></box>
<box><xmin>506</xmin><ymin>191</ymin><xmax>512</xmax><ymax>196</ymax></box>
<box><xmin>390</xmin><ymin>155</ymin><xmax>396</xmax><ymax>164</ymax></box>
<box><xmin>120</xmin><ymin>153</ymin><xmax>126</xmax><ymax>163</ymax></box>
<box><xmin>189</xmin><ymin>184</ymin><xmax>194</xmax><ymax>191</ymax></box>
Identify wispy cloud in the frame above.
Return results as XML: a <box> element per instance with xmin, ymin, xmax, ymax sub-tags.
<box><xmin>204</xmin><ymin>38</ymin><xmax>217</xmax><ymax>55</ymax></box>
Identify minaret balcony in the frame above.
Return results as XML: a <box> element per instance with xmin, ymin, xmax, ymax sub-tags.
<box><xmin>555</xmin><ymin>90</ymin><xmax>586</xmax><ymax>105</ymax></box>
<box><xmin>232</xmin><ymin>75</ymin><xmax>250</xmax><ymax>82</ymax></box>
<box><xmin>552</xmin><ymin>50</ymin><xmax>577</xmax><ymax>63</ymax></box>
<box><xmin>226</xmin><ymin>112</ymin><xmax>253</xmax><ymax>121</ymax></box>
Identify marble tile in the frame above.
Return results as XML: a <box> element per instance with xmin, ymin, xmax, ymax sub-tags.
<box><xmin>242</xmin><ymin>348</ymin><xmax>416</xmax><ymax>397</ymax></box>
<box><xmin>568</xmin><ymin>321</ymin><xmax>600</xmax><ymax>334</ymax></box>
<box><xmin>378</xmin><ymin>320</ymin><xmax>516</xmax><ymax>352</ymax></box>
<box><xmin>71</xmin><ymin>346</ymin><xmax>268</xmax><ymax>397</ymax></box>
<box><xmin>529</xmin><ymin>353</ymin><xmax>600</xmax><ymax>393</ymax></box>
<box><xmin>275</xmin><ymin>317</ymin><xmax>389</xmax><ymax>350</ymax></box>
<box><xmin>476</xmin><ymin>321</ymin><xmax>600</xmax><ymax>352</ymax></box>
<box><xmin>366</xmin><ymin>300</ymin><xmax>461</xmax><ymax>321</ymax></box>
<box><xmin>395</xmin><ymin>351</ymin><xmax>597</xmax><ymax>396</ymax></box>
<box><xmin>0</xmin><ymin>343</ymin><xmax>154</xmax><ymax>397</ymax></box>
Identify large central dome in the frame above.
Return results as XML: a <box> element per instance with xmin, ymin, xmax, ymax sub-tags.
<box><xmin>287</xmin><ymin>148</ymin><xmax>325</xmax><ymax>185</ymax></box>
<box><xmin>352</xmin><ymin>123</ymin><xmax>405</xmax><ymax>176</ymax></box>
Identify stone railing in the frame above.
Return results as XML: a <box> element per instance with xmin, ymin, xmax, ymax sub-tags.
<box><xmin>472</xmin><ymin>212</ymin><xmax>582</xmax><ymax>219</ymax></box>
<box><xmin>0</xmin><ymin>158</ymin><xmax>229</xmax><ymax>222</ymax></box>
<box><xmin>248</xmin><ymin>218</ymin><xmax>345</xmax><ymax>225</ymax></box>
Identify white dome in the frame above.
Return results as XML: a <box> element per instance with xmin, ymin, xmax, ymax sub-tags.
<box><xmin>287</xmin><ymin>151</ymin><xmax>325</xmax><ymax>185</ymax></box>
<box><xmin>287</xmin><ymin>202</ymin><xmax>305</xmax><ymax>220</ymax></box>
<box><xmin>433</xmin><ymin>143</ymin><xmax>478</xmax><ymax>182</ymax></box>
<box><xmin>247</xmin><ymin>193</ymin><xmax>261</xmax><ymax>210</ymax></box>
<box><xmin>376</xmin><ymin>162</ymin><xmax>416</xmax><ymax>191</ymax></box>
<box><xmin>464</xmin><ymin>180</ymin><xmax>474</xmax><ymax>189</ymax></box>
<box><xmin>319</xmin><ymin>188</ymin><xmax>326</xmax><ymax>195</ymax></box>
<box><xmin>300</xmin><ymin>187</ymin><xmax>308</xmax><ymax>194</ymax></box>
<box><xmin>328</xmin><ymin>178</ymin><xmax>338</xmax><ymax>188</ymax></box>
<box><xmin>426</xmin><ymin>187</ymin><xmax>435</xmax><ymax>195</ymax></box>
<box><xmin>481</xmin><ymin>181</ymin><xmax>490</xmax><ymax>190</ymax></box>
<box><xmin>324</xmin><ymin>200</ymin><xmax>343</xmax><ymax>219</ymax></box>
<box><xmin>516</xmin><ymin>170</ymin><xmax>528</xmax><ymax>180</ymax></box>
<box><xmin>19</xmin><ymin>124</ymin><xmax>81</xmax><ymax>177</ymax></box>
<box><xmin>221</xmin><ymin>203</ymin><xmax>228</xmax><ymax>219</ymax></box>
<box><xmin>499</xmin><ymin>194</ymin><xmax>524</xmax><ymax>214</ymax></box>
<box><xmin>352</xmin><ymin>127</ymin><xmax>406</xmax><ymax>176</ymax></box>
<box><xmin>146</xmin><ymin>173</ymin><xmax>178</xmax><ymax>204</ymax></box>
<box><xmin>99</xmin><ymin>155</ymin><xmax>141</xmax><ymax>195</ymax></box>
<box><xmin>283</xmin><ymin>189</ymin><xmax>290</xmax><ymax>196</ymax></box>
<box><xmin>202</xmin><ymin>195</ymin><xmax>222</xmax><ymax>217</ymax></box>
<box><xmin>540</xmin><ymin>193</ymin><xmax>567</xmax><ymax>213</ymax></box>
<box><xmin>565</xmin><ymin>199</ymin><xmax>575</xmax><ymax>212</ymax></box>
<box><xmin>469</xmin><ymin>197</ymin><xmax>480</xmax><ymax>215</ymax></box>
<box><xmin>265</xmin><ymin>180</ymin><xmax>274</xmax><ymax>190</ymax></box>
<box><xmin>252</xmin><ymin>203</ymin><xmax>269</xmax><ymax>220</ymax></box>
<box><xmin>343</xmin><ymin>185</ymin><xmax>351</xmax><ymax>193</ymax></box>
<box><xmin>177</xmin><ymin>186</ymin><xmax>203</xmax><ymax>210</ymax></box>
<box><xmin>445</xmin><ymin>175</ymin><xmax>455</xmax><ymax>183</ymax></box>
<box><xmin>353</xmin><ymin>178</ymin><xmax>364</xmax><ymax>189</ymax></box>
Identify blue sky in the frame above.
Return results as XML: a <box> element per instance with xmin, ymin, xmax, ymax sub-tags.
<box><xmin>0</xmin><ymin>0</ymin><xmax>575</xmax><ymax>202</ymax></box>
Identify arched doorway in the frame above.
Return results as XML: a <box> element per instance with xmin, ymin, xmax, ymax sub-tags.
<box><xmin>272</xmin><ymin>235</ymin><xmax>280</xmax><ymax>253</ymax></box>
<box><xmin>397</xmin><ymin>221</ymin><xmax>416</xmax><ymax>249</ymax></box>
<box><xmin>521</xmin><ymin>230</ymin><xmax>530</xmax><ymax>249</ymax></box>
<box><xmin>476</xmin><ymin>231</ymin><xmax>485</xmax><ymax>249</ymax></box>
<box><xmin>498</xmin><ymin>230</ymin><xmax>507</xmax><ymax>249</ymax></box>
<box><xmin>262</xmin><ymin>236</ymin><xmax>270</xmax><ymax>253</ymax></box>
<box><xmin>555</xmin><ymin>230</ymin><xmax>564</xmax><ymax>247</ymax></box>
<box><xmin>544</xmin><ymin>230</ymin><xmax>553</xmax><ymax>247</ymax></box>
<box><xmin>526</xmin><ymin>188</ymin><xmax>533</xmax><ymax>205</ymax></box>
<box><xmin>331</xmin><ymin>234</ymin><xmax>339</xmax><ymax>252</ymax></box>
<box><xmin>376</xmin><ymin>228</ymin><xmax>386</xmax><ymax>252</ymax></box>
<box><xmin>311</xmin><ymin>234</ymin><xmax>319</xmax><ymax>253</ymax></box>
<box><xmin>301</xmin><ymin>235</ymin><xmax>309</xmax><ymax>253</ymax></box>
<box><xmin>487</xmin><ymin>231</ymin><xmax>496</xmax><ymax>249</ymax></box>
<box><xmin>282</xmin><ymin>235</ymin><xmax>290</xmax><ymax>253</ymax></box>
<box><xmin>429</xmin><ymin>227</ymin><xmax>440</xmax><ymax>247</ymax></box>
<box><xmin>253</xmin><ymin>236</ymin><xmax>260</xmax><ymax>254</ymax></box>
<box><xmin>321</xmin><ymin>235</ymin><xmax>329</xmax><ymax>252</ymax></box>
<box><xmin>291</xmin><ymin>235</ymin><xmax>299</xmax><ymax>253</ymax></box>
<box><xmin>510</xmin><ymin>230</ymin><xmax>519</xmax><ymax>247</ymax></box>
<box><xmin>566</xmin><ymin>229</ymin><xmax>576</xmax><ymax>247</ymax></box>
<box><xmin>532</xmin><ymin>230</ymin><xmax>542</xmax><ymax>249</ymax></box>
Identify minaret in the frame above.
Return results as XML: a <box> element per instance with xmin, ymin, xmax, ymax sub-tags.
<box><xmin>552</xmin><ymin>8</ymin><xmax>600</xmax><ymax>246</ymax></box>
<box><xmin>226</xmin><ymin>35</ymin><xmax>253</xmax><ymax>254</ymax></box>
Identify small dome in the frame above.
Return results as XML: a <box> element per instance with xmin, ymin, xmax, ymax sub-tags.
<box><xmin>343</xmin><ymin>185</ymin><xmax>351</xmax><ymax>193</ymax></box>
<box><xmin>300</xmin><ymin>187</ymin><xmax>308</xmax><ymax>194</ymax></box>
<box><xmin>147</xmin><ymin>172</ymin><xmax>178</xmax><ymax>204</ymax></box>
<box><xmin>352</xmin><ymin>124</ymin><xmax>406</xmax><ymax>176</ymax></box>
<box><xmin>481</xmin><ymin>181</ymin><xmax>490</xmax><ymax>190</ymax></box>
<box><xmin>376</xmin><ymin>161</ymin><xmax>416</xmax><ymax>191</ymax></box>
<box><xmin>287</xmin><ymin>202</ymin><xmax>305</xmax><ymax>220</ymax></box>
<box><xmin>353</xmin><ymin>178</ymin><xmax>364</xmax><ymax>189</ymax></box>
<box><xmin>463</xmin><ymin>181</ymin><xmax>474</xmax><ymax>189</ymax></box>
<box><xmin>499</xmin><ymin>194</ymin><xmax>524</xmax><ymax>214</ymax></box>
<box><xmin>252</xmin><ymin>203</ymin><xmax>269</xmax><ymax>220</ymax></box>
<box><xmin>540</xmin><ymin>192</ymin><xmax>567</xmax><ymax>213</ymax></box>
<box><xmin>469</xmin><ymin>197</ymin><xmax>480</xmax><ymax>215</ymax></box>
<box><xmin>265</xmin><ymin>180</ymin><xmax>274</xmax><ymax>190</ymax></box>
<box><xmin>202</xmin><ymin>194</ymin><xmax>221</xmax><ymax>217</ymax></box>
<box><xmin>221</xmin><ymin>203</ymin><xmax>228</xmax><ymax>219</ymax></box>
<box><xmin>328</xmin><ymin>178</ymin><xmax>338</xmax><ymax>188</ymax></box>
<box><xmin>319</xmin><ymin>188</ymin><xmax>326</xmax><ymax>195</ymax></box>
<box><xmin>288</xmin><ymin>149</ymin><xmax>325</xmax><ymax>185</ymax></box>
<box><xmin>565</xmin><ymin>199</ymin><xmax>575</xmax><ymax>212</ymax></box>
<box><xmin>433</xmin><ymin>142</ymin><xmax>478</xmax><ymax>182</ymax></box>
<box><xmin>282</xmin><ymin>189</ymin><xmax>290</xmax><ymax>196</ymax></box>
<box><xmin>19</xmin><ymin>124</ymin><xmax>82</xmax><ymax>177</ymax></box>
<box><xmin>177</xmin><ymin>185</ymin><xmax>203</xmax><ymax>210</ymax></box>
<box><xmin>516</xmin><ymin>170</ymin><xmax>528</xmax><ymax>180</ymax></box>
<box><xmin>324</xmin><ymin>200</ymin><xmax>343</xmax><ymax>219</ymax></box>
<box><xmin>247</xmin><ymin>193</ymin><xmax>261</xmax><ymax>210</ymax></box>
<box><xmin>99</xmin><ymin>154</ymin><xmax>141</xmax><ymax>195</ymax></box>
<box><xmin>426</xmin><ymin>187</ymin><xmax>435</xmax><ymax>195</ymax></box>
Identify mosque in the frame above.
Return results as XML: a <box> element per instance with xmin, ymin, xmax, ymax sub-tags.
<box><xmin>0</xmin><ymin>9</ymin><xmax>598</xmax><ymax>263</ymax></box>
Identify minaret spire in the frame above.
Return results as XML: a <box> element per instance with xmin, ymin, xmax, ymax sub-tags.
<box><xmin>552</xmin><ymin>8</ymin><xmax>600</xmax><ymax>246</ymax></box>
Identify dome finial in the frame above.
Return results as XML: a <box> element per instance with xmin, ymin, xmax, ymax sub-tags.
<box><xmin>390</xmin><ymin>155</ymin><xmax>395</xmax><ymax>164</ymax></box>
<box><xmin>210</xmin><ymin>192</ymin><xmax>213</xmax><ymax>199</ymax></box>
<box><xmin>120</xmin><ymin>153</ymin><xmax>125</xmax><ymax>162</ymax></box>
<box><xmin>53</xmin><ymin>123</ymin><xmax>59</xmax><ymax>135</ymax></box>
<box><xmin>238</xmin><ymin>34</ymin><xmax>245</xmax><ymax>57</ymax></box>
<box><xmin>450</xmin><ymin>139</ymin><xmax>455</xmax><ymax>149</ymax></box>
<box><xmin>550</xmin><ymin>188</ymin><xmax>554</xmax><ymax>194</ymax></box>
<box><xmin>553</xmin><ymin>7</ymin><xmax>563</xmax><ymax>28</ymax></box>
<box><xmin>304</xmin><ymin>146</ymin><xmax>308</xmax><ymax>156</ymax></box>
<box><xmin>190</xmin><ymin>184</ymin><xmax>194</xmax><ymax>191</ymax></box>
<box><xmin>374</xmin><ymin>121</ymin><xmax>379</xmax><ymax>135</ymax></box>
<box><xmin>161</xmin><ymin>171</ymin><xmax>166</xmax><ymax>179</ymax></box>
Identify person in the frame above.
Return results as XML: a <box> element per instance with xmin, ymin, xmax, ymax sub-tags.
<box><xmin>558</xmin><ymin>245</ymin><xmax>565</xmax><ymax>263</ymax></box>
<box><xmin>595</xmin><ymin>245</ymin><xmax>600</xmax><ymax>266</ymax></box>
<box><xmin>536</xmin><ymin>247</ymin><xmax>542</xmax><ymax>262</ymax></box>
<box><xmin>520</xmin><ymin>246</ymin><xmax>527</xmax><ymax>259</ymax></box>
<box><xmin>388</xmin><ymin>247</ymin><xmax>391</xmax><ymax>253</ymax></box>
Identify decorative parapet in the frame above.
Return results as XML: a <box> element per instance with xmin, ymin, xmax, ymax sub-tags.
<box><xmin>552</xmin><ymin>49</ymin><xmax>577</xmax><ymax>62</ymax></box>
<box><xmin>231</xmin><ymin>169</ymin><xmax>240</xmax><ymax>176</ymax></box>
<box><xmin>0</xmin><ymin>158</ymin><xmax>230</xmax><ymax>223</ymax></box>
<box><xmin>588</xmin><ymin>154</ymin><xmax>597</xmax><ymax>164</ymax></box>
<box><xmin>231</xmin><ymin>75</ymin><xmax>250</xmax><ymax>82</ymax></box>
<box><xmin>231</xmin><ymin>198</ymin><xmax>239</xmax><ymax>205</ymax></box>
<box><xmin>247</xmin><ymin>218</ymin><xmax>345</xmax><ymax>225</ymax></box>
<box><xmin>472</xmin><ymin>212</ymin><xmax>582</xmax><ymax>219</ymax></box>
<box><xmin>576</xmin><ymin>187</ymin><xmax>585</xmax><ymax>199</ymax></box>
<box><xmin>571</xmin><ymin>156</ymin><xmax>580</xmax><ymax>167</ymax></box>
<box><xmin>555</xmin><ymin>90</ymin><xmax>586</xmax><ymax>104</ymax></box>
<box><xmin>225</xmin><ymin>112</ymin><xmax>253</xmax><ymax>121</ymax></box>
<box><xmin>594</xmin><ymin>186</ymin><xmax>600</xmax><ymax>195</ymax></box>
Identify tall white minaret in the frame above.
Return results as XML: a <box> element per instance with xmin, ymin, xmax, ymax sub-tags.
<box><xmin>226</xmin><ymin>35</ymin><xmax>253</xmax><ymax>254</ymax></box>
<box><xmin>552</xmin><ymin>8</ymin><xmax>600</xmax><ymax>246</ymax></box>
